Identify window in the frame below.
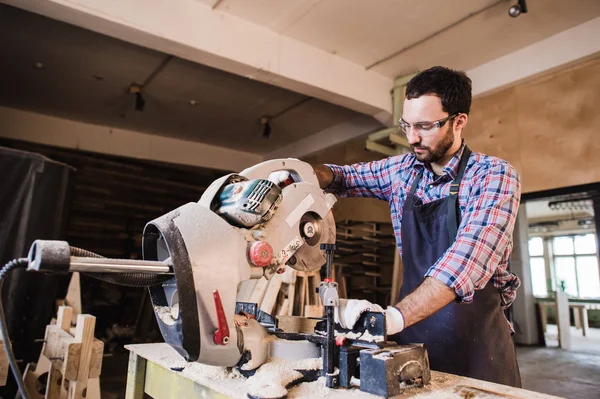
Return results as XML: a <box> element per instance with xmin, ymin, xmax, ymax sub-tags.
<box><xmin>528</xmin><ymin>234</ymin><xmax>600</xmax><ymax>298</ymax></box>
<box><xmin>528</xmin><ymin>237</ymin><xmax>547</xmax><ymax>297</ymax></box>
<box><xmin>552</xmin><ymin>234</ymin><xmax>600</xmax><ymax>298</ymax></box>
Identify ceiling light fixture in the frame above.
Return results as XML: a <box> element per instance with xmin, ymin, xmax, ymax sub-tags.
<box><xmin>257</xmin><ymin>97</ymin><xmax>312</xmax><ymax>140</ymax></box>
<box><xmin>508</xmin><ymin>0</ymin><xmax>528</xmax><ymax>18</ymax></box>
<box><xmin>260</xmin><ymin>116</ymin><xmax>271</xmax><ymax>139</ymax></box>
<box><xmin>189</xmin><ymin>100</ymin><xmax>198</xmax><ymax>106</ymax></box>
<box><xmin>128</xmin><ymin>83</ymin><xmax>145</xmax><ymax>112</ymax></box>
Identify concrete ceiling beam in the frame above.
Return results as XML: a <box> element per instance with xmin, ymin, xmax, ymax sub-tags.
<box><xmin>4</xmin><ymin>0</ymin><xmax>393</xmax><ymax>120</ymax></box>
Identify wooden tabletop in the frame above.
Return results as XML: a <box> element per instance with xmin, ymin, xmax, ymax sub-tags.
<box><xmin>125</xmin><ymin>343</ymin><xmax>563</xmax><ymax>399</ymax></box>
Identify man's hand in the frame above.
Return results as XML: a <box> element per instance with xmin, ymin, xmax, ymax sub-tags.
<box><xmin>312</xmin><ymin>164</ymin><xmax>334</xmax><ymax>189</ymax></box>
<box><xmin>335</xmin><ymin>299</ymin><xmax>405</xmax><ymax>335</ymax></box>
<box><xmin>335</xmin><ymin>299</ymin><xmax>383</xmax><ymax>329</ymax></box>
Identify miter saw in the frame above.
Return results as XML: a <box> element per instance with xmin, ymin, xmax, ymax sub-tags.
<box><xmin>3</xmin><ymin>159</ymin><xmax>430</xmax><ymax>399</ymax></box>
<box><xmin>142</xmin><ymin>158</ymin><xmax>337</xmax><ymax>371</ymax></box>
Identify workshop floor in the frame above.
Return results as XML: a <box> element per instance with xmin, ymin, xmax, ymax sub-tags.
<box><xmin>517</xmin><ymin>325</ymin><xmax>600</xmax><ymax>399</ymax></box>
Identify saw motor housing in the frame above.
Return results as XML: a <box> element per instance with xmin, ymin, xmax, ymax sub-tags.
<box><xmin>143</xmin><ymin>159</ymin><xmax>337</xmax><ymax>369</ymax></box>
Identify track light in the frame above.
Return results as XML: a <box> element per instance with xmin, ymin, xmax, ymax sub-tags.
<box><xmin>261</xmin><ymin>116</ymin><xmax>271</xmax><ymax>139</ymax></box>
<box><xmin>508</xmin><ymin>0</ymin><xmax>527</xmax><ymax>18</ymax></box>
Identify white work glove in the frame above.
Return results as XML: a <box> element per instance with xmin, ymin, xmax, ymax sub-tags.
<box><xmin>334</xmin><ymin>299</ymin><xmax>405</xmax><ymax>335</ymax></box>
<box><xmin>384</xmin><ymin>306</ymin><xmax>405</xmax><ymax>335</ymax></box>
<box><xmin>335</xmin><ymin>299</ymin><xmax>383</xmax><ymax>329</ymax></box>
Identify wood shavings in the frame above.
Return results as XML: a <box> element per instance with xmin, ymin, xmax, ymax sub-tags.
<box><xmin>246</xmin><ymin>357</ymin><xmax>322</xmax><ymax>398</ymax></box>
<box><xmin>357</xmin><ymin>331</ymin><xmax>383</xmax><ymax>342</ymax></box>
<box><xmin>289</xmin><ymin>377</ymin><xmax>373</xmax><ymax>398</ymax></box>
<box><xmin>154</xmin><ymin>305</ymin><xmax>177</xmax><ymax>325</ymax></box>
<box><xmin>330</xmin><ymin>329</ymin><xmax>384</xmax><ymax>342</ymax></box>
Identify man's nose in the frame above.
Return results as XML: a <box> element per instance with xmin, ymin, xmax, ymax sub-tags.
<box><xmin>407</xmin><ymin>131</ymin><xmax>421</xmax><ymax>145</ymax></box>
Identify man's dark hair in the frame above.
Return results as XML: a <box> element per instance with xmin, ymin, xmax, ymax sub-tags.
<box><xmin>405</xmin><ymin>66</ymin><xmax>472</xmax><ymax>115</ymax></box>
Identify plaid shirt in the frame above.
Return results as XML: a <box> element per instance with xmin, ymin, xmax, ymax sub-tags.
<box><xmin>326</xmin><ymin>141</ymin><xmax>521</xmax><ymax>308</ymax></box>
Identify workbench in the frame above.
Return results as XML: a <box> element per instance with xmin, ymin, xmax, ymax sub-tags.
<box><xmin>536</xmin><ymin>296</ymin><xmax>600</xmax><ymax>336</ymax></box>
<box><xmin>125</xmin><ymin>343</ymin><xmax>562</xmax><ymax>399</ymax></box>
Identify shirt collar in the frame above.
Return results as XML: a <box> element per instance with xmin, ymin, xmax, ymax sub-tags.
<box><xmin>412</xmin><ymin>139</ymin><xmax>467</xmax><ymax>181</ymax></box>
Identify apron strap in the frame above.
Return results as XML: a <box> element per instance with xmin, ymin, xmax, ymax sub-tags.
<box><xmin>446</xmin><ymin>146</ymin><xmax>472</xmax><ymax>240</ymax></box>
<box><xmin>409</xmin><ymin>168</ymin><xmax>424</xmax><ymax>197</ymax></box>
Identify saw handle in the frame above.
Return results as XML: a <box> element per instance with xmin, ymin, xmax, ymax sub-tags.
<box><xmin>239</xmin><ymin>159</ymin><xmax>319</xmax><ymax>186</ymax></box>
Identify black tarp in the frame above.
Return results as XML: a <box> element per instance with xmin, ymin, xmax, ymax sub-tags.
<box><xmin>0</xmin><ymin>146</ymin><xmax>75</xmax><ymax>397</ymax></box>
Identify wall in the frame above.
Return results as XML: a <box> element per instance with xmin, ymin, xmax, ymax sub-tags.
<box><xmin>465</xmin><ymin>56</ymin><xmax>600</xmax><ymax>194</ymax></box>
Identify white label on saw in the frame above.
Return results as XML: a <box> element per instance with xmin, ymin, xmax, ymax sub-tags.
<box><xmin>285</xmin><ymin>194</ymin><xmax>314</xmax><ymax>227</ymax></box>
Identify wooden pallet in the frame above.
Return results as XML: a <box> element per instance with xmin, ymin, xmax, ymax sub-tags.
<box><xmin>335</xmin><ymin>221</ymin><xmax>399</xmax><ymax>306</ymax></box>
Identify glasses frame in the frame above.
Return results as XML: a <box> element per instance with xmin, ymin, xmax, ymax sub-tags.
<box><xmin>398</xmin><ymin>113</ymin><xmax>459</xmax><ymax>137</ymax></box>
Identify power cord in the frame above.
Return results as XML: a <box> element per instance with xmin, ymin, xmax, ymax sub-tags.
<box><xmin>0</xmin><ymin>258</ymin><xmax>31</xmax><ymax>399</ymax></box>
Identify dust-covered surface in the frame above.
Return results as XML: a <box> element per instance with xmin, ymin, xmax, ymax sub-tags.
<box><xmin>126</xmin><ymin>343</ymin><xmax>247</xmax><ymax>398</ymax></box>
<box><xmin>126</xmin><ymin>344</ymin><xmax>562</xmax><ymax>399</ymax></box>
<box><xmin>246</xmin><ymin>357</ymin><xmax>321</xmax><ymax>398</ymax></box>
<box><xmin>391</xmin><ymin>372</ymin><xmax>563</xmax><ymax>399</ymax></box>
<box><xmin>316</xmin><ymin>329</ymin><xmax>384</xmax><ymax>342</ymax></box>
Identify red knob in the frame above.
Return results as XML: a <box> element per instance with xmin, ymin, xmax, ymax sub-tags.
<box><xmin>248</xmin><ymin>241</ymin><xmax>273</xmax><ymax>267</ymax></box>
<box><xmin>212</xmin><ymin>290</ymin><xmax>230</xmax><ymax>345</ymax></box>
<box><xmin>336</xmin><ymin>336</ymin><xmax>347</xmax><ymax>346</ymax></box>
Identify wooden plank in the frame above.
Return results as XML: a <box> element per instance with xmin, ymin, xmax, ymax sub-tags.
<box><xmin>276</xmin><ymin>316</ymin><xmax>319</xmax><ymax>333</ymax></box>
<box><xmin>57</xmin><ymin>306</ymin><xmax>73</xmax><ymax>331</ymax></box>
<box><xmin>276</xmin><ymin>299</ymin><xmax>289</xmax><ymax>316</ymax></box>
<box><xmin>68</xmin><ymin>315</ymin><xmax>96</xmax><ymax>399</ymax></box>
<box><xmin>294</xmin><ymin>275</ymin><xmax>306</xmax><ymax>316</ymax></box>
<box><xmin>280</xmin><ymin>266</ymin><xmax>297</xmax><ymax>285</ymax></box>
<box><xmin>236</xmin><ymin>279</ymin><xmax>258</xmax><ymax>303</ymax></box>
<box><xmin>65</xmin><ymin>274</ymin><xmax>82</xmax><ymax>320</ymax></box>
<box><xmin>143</xmin><ymin>358</ymin><xmax>228</xmax><ymax>399</ymax></box>
<box><xmin>46</xmin><ymin>366</ymin><xmax>63</xmax><ymax>399</ymax></box>
<box><xmin>260</xmin><ymin>274</ymin><xmax>283</xmax><ymax>315</ymax></box>
<box><xmin>286</xmin><ymin>284</ymin><xmax>295</xmax><ymax>316</ymax></box>
<box><xmin>125</xmin><ymin>351</ymin><xmax>147</xmax><ymax>399</ymax></box>
<box><xmin>248</xmin><ymin>277</ymin><xmax>269</xmax><ymax>305</ymax></box>
<box><xmin>304</xmin><ymin>305</ymin><xmax>324</xmax><ymax>318</ymax></box>
<box><xmin>337</xmin><ymin>274</ymin><xmax>347</xmax><ymax>299</ymax></box>
<box><xmin>310</xmin><ymin>274</ymin><xmax>321</xmax><ymax>306</ymax></box>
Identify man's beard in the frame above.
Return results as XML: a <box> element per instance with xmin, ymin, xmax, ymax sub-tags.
<box><xmin>411</xmin><ymin>126</ymin><xmax>455</xmax><ymax>163</ymax></box>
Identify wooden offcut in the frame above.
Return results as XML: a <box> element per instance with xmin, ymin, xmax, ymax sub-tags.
<box><xmin>42</xmin><ymin>306</ymin><xmax>103</xmax><ymax>399</ymax></box>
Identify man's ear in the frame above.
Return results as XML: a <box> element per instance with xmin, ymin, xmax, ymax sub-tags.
<box><xmin>455</xmin><ymin>113</ymin><xmax>468</xmax><ymax>132</ymax></box>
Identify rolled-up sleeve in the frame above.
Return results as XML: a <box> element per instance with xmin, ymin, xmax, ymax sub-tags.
<box><xmin>324</xmin><ymin>158</ymin><xmax>395</xmax><ymax>202</ymax></box>
<box><xmin>424</xmin><ymin>161</ymin><xmax>522</xmax><ymax>307</ymax></box>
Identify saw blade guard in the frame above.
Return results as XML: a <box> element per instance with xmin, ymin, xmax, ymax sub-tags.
<box><xmin>239</xmin><ymin>158</ymin><xmax>338</xmax><ymax>274</ymax></box>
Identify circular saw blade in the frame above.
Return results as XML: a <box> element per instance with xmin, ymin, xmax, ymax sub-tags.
<box><xmin>290</xmin><ymin>211</ymin><xmax>336</xmax><ymax>272</ymax></box>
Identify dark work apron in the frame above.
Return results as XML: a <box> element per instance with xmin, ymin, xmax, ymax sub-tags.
<box><xmin>393</xmin><ymin>146</ymin><xmax>521</xmax><ymax>387</ymax></box>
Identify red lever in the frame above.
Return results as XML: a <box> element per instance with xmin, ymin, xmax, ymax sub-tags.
<box><xmin>213</xmin><ymin>290</ymin><xmax>230</xmax><ymax>345</ymax></box>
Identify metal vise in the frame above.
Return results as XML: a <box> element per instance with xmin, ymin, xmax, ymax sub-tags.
<box><xmin>359</xmin><ymin>344</ymin><xmax>431</xmax><ymax>397</ymax></box>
